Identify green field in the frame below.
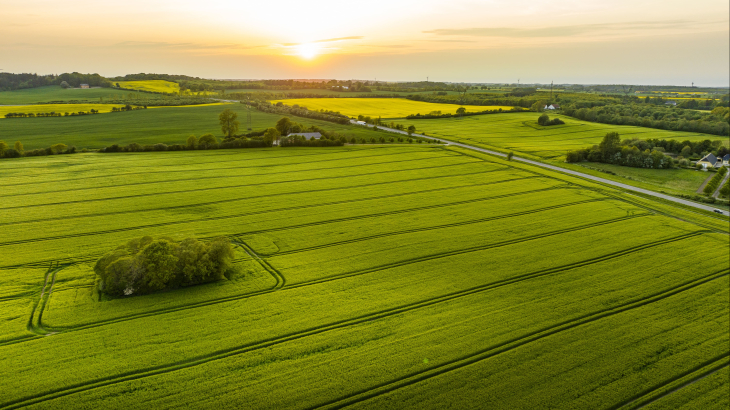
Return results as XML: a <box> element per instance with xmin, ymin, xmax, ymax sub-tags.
<box><xmin>0</xmin><ymin>145</ymin><xmax>727</xmax><ymax>409</ymax></box>
<box><xmin>269</xmin><ymin>98</ymin><xmax>516</xmax><ymax>118</ymax></box>
<box><xmin>0</xmin><ymin>85</ymin><xmax>151</xmax><ymax>105</ymax></box>
<box><xmin>0</xmin><ymin>103</ymin><xmax>381</xmax><ymax>150</ymax></box>
<box><xmin>395</xmin><ymin>112</ymin><xmax>726</xmax><ymax>196</ymax></box>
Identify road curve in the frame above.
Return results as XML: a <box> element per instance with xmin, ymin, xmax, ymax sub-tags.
<box><xmin>352</xmin><ymin>120</ymin><xmax>729</xmax><ymax>216</ymax></box>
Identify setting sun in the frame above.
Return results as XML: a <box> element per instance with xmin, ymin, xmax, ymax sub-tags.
<box><xmin>296</xmin><ymin>43</ymin><xmax>320</xmax><ymax>59</ymax></box>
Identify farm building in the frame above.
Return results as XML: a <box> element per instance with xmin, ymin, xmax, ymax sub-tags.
<box><xmin>665</xmin><ymin>101</ymin><xmax>677</xmax><ymax>106</ymax></box>
<box><xmin>696</xmin><ymin>153</ymin><xmax>725</xmax><ymax>169</ymax></box>
<box><xmin>724</xmin><ymin>154</ymin><xmax>730</xmax><ymax>166</ymax></box>
<box><xmin>544</xmin><ymin>104</ymin><xmax>560</xmax><ymax>110</ymax></box>
<box><xmin>80</xmin><ymin>84</ymin><xmax>89</xmax><ymax>89</ymax></box>
<box><xmin>288</xmin><ymin>132</ymin><xmax>322</xmax><ymax>140</ymax></box>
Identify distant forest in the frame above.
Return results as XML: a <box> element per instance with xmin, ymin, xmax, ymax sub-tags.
<box><xmin>0</xmin><ymin>72</ymin><xmax>111</xmax><ymax>91</ymax></box>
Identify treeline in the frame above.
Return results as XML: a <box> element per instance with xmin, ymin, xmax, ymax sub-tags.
<box><xmin>5</xmin><ymin>110</ymin><xmax>103</xmax><ymax>118</ymax></box>
<box><xmin>94</xmin><ymin>236</ymin><xmax>235</xmax><ymax>297</ymax></box>
<box><xmin>703</xmin><ymin>167</ymin><xmax>728</xmax><ymax>196</ymax></box>
<box><xmin>0</xmin><ymin>141</ymin><xmax>77</xmax><ymax>159</ymax></box>
<box><xmin>561</xmin><ymin>104</ymin><xmax>729</xmax><ymax>136</ymax></box>
<box><xmin>0</xmin><ymin>72</ymin><xmax>111</xmax><ymax>91</ymax></box>
<box><xmin>107</xmin><ymin>73</ymin><xmax>202</xmax><ymax>82</ymax></box>
<box><xmin>101</xmin><ymin>133</ymin><xmax>271</xmax><ymax>153</ymax></box>
<box><xmin>406</xmin><ymin>107</ymin><xmax>524</xmax><ymax>119</ymax></box>
<box><xmin>566</xmin><ymin>132</ymin><xmax>673</xmax><ymax>169</ymax></box>
<box><xmin>255</xmin><ymin>101</ymin><xmax>351</xmax><ymax>124</ymax></box>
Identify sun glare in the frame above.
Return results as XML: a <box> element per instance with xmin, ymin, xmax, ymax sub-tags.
<box><xmin>297</xmin><ymin>43</ymin><xmax>319</xmax><ymax>59</ymax></box>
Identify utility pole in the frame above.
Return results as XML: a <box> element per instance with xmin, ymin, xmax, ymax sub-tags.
<box><xmin>550</xmin><ymin>81</ymin><xmax>553</xmax><ymax>100</ymax></box>
<box><xmin>517</xmin><ymin>79</ymin><xmax>520</xmax><ymax>87</ymax></box>
<box><xmin>245</xmin><ymin>95</ymin><xmax>252</xmax><ymax>131</ymax></box>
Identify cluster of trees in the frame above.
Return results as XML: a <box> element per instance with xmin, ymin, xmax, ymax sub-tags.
<box><xmin>255</xmin><ymin>101</ymin><xmax>350</xmax><ymax>124</ymax></box>
<box><xmin>565</xmin><ymin>132</ymin><xmax>672</xmax><ymax>169</ymax></box>
<box><xmin>641</xmin><ymin>138</ymin><xmax>728</xmax><ymax>159</ymax></box>
<box><xmin>537</xmin><ymin>114</ymin><xmax>564</xmax><ymax>126</ymax></box>
<box><xmin>0</xmin><ymin>72</ymin><xmax>111</xmax><ymax>91</ymax></box>
<box><xmin>561</xmin><ymin>103</ymin><xmax>729</xmax><ymax>136</ymax></box>
<box><xmin>0</xmin><ymin>140</ymin><xmax>76</xmax><ymax>159</ymax></box>
<box><xmin>280</xmin><ymin>134</ymin><xmax>344</xmax><ymax>147</ymax></box>
<box><xmin>703</xmin><ymin>167</ymin><xmax>728</xmax><ymax>196</ymax></box>
<box><xmin>94</xmin><ymin>236</ymin><xmax>235</xmax><ymax>297</ymax></box>
<box><xmin>111</xmin><ymin>105</ymin><xmax>147</xmax><ymax>112</ymax></box>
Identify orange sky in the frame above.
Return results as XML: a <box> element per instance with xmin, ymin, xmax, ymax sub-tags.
<box><xmin>2</xmin><ymin>0</ymin><xmax>728</xmax><ymax>85</ymax></box>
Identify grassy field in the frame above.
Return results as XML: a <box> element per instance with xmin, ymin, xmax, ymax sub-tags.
<box><xmin>116</xmin><ymin>80</ymin><xmax>180</xmax><ymax>93</ymax></box>
<box><xmin>0</xmin><ymin>85</ymin><xmax>150</xmax><ymax>105</ymax></box>
<box><xmin>0</xmin><ymin>145</ymin><xmax>727</xmax><ymax>409</ymax></box>
<box><xmin>0</xmin><ymin>103</ymin><xmax>126</xmax><ymax>117</ymax></box>
<box><xmin>395</xmin><ymin>112</ymin><xmax>726</xmax><ymax>196</ymax></box>
<box><xmin>0</xmin><ymin>103</ymin><xmax>381</xmax><ymax>149</ymax></box>
<box><xmin>269</xmin><ymin>98</ymin><xmax>516</xmax><ymax>118</ymax></box>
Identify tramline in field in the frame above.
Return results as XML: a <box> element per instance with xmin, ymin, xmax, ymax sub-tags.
<box><xmin>0</xmin><ymin>145</ymin><xmax>727</xmax><ymax>409</ymax></box>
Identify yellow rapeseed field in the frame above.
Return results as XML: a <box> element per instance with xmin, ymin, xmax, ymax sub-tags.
<box><xmin>116</xmin><ymin>80</ymin><xmax>180</xmax><ymax>93</ymax></box>
<box><xmin>0</xmin><ymin>104</ymin><xmax>126</xmax><ymax>118</ymax></box>
<box><xmin>269</xmin><ymin>98</ymin><xmax>518</xmax><ymax>118</ymax></box>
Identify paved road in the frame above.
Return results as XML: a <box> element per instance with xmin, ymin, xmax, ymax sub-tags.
<box><xmin>353</xmin><ymin>121</ymin><xmax>729</xmax><ymax>216</ymax></box>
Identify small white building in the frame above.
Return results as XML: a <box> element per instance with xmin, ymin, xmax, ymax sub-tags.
<box><xmin>543</xmin><ymin>104</ymin><xmax>560</xmax><ymax>110</ymax></box>
<box><xmin>80</xmin><ymin>84</ymin><xmax>90</xmax><ymax>89</ymax></box>
<box><xmin>288</xmin><ymin>132</ymin><xmax>322</xmax><ymax>140</ymax></box>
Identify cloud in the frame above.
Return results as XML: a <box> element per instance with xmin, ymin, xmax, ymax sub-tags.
<box><xmin>282</xmin><ymin>36</ymin><xmax>364</xmax><ymax>47</ymax></box>
<box><xmin>113</xmin><ymin>41</ymin><xmax>262</xmax><ymax>50</ymax></box>
<box><xmin>423</xmin><ymin>20</ymin><xmax>700</xmax><ymax>38</ymax></box>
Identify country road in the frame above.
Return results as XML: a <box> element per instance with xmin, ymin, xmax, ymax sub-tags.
<box><xmin>352</xmin><ymin>120</ymin><xmax>729</xmax><ymax>216</ymax></box>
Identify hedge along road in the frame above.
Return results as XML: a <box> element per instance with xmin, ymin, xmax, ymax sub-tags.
<box><xmin>352</xmin><ymin>120</ymin><xmax>730</xmax><ymax>216</ymax></box>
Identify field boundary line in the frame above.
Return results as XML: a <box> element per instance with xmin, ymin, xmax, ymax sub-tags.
<box><xmin>4</xmin><ymin>265</ymin><xmax>724</xmax><ymax>410</ymax></box>
<box><xmin>306</xmin><ymin>271</ymin><xmax>730</xmax><ymax>410</ymax></box>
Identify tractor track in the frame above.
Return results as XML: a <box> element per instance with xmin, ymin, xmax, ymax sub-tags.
<box><xmin>2</xmin><ymin>265</ymin><xmax>724</xmax><ymax>410</ymax></box>
<box><xmin>306</xmin><ymin>271</ymin><xmax>729</xmax><ymax>410</ymax></box>
<box><xmin>0</xmin><ymin>166</ymin><xmax>511</xmax><ymax>224</ymax></box>
<box><xmin>0</xmin><ymin>176</ymin><xmax>545</xmax><ymax>248</ymax></box>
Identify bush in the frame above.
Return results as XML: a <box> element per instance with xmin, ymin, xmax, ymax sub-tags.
<box><xmin>94</xmin><ymin>236</ymin><xmax>234</xmax><ymax>297</ymax></box>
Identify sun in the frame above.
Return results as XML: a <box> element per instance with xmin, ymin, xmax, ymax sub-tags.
<box><xmin>297</xmin><ymin>43</ymin><xmax>320</xmax><ymax>60</ymax></box>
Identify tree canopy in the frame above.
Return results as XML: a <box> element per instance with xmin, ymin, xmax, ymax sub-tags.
<box><xmin>94</xmin><ymin>236</ymin><xmax>235</xmax><ymax>297</ymax></box>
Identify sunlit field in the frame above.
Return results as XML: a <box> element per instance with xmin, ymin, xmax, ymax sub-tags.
<box><xmin>0</xmin><ymin>86</ymin><xmax>151</xmax><ymax>105</ymax></box>
<box><xmin>116</xmin><ymin>80</ymin><xmax>181</xmax><ymax>93</ymax></box>
<box><xmin>269</xmin><ymin>98</ymin><xmax>518</xmax><ymax>118</ymax></box>
<box><xmin>0</xmin><ymin>103</ymin><xmax>126</xmax><ymax>117</ymax></box>
<box><xmin>0</xmin><ymin>145</ymin><xmax>727</xmax><ymax>409</ymax></box>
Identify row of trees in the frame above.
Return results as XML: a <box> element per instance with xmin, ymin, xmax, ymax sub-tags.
<box><xmin>565</xmin><ymin>132</ymin><xmax>672</xmax><ymax>169</ymax></box>
<box><xmin>4</xmin><ymin>110</ymin><xmax>102</xmax><ymax>118</ymax></box>
<box><xmin>561</xmin><ymin>104</ymin><xmax>729</xmax><ymax>136</ymax></box>
<box><xmin>95</xmin><ymin>236</ymin><xmax>235</xmax><ymax>297</ymax></box>
<box><xmin>0</xmin><ymin>140</ymin><xmax>76</xmax><ymax>159</ymax></box>
<box><xmin>255</xmin><ymin>101</ymin><xmax>351</xmax><ymax>124</ymax></box>
<box><xmin>703</xmin><ymin>167</ymin><xmax>728</xmax><ymax>196</ymax></box>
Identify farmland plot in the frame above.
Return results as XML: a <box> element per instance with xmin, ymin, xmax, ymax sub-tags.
<box><xmin>0</xmin><ymin>145</ymin><xmax>727</xmax><ymax>409</ymax></box>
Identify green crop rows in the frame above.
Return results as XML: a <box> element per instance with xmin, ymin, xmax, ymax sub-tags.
<box><xmin>0</xmin><ymin>145</ymin><xmax>727</xmax><ymax>409</ymax></box>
